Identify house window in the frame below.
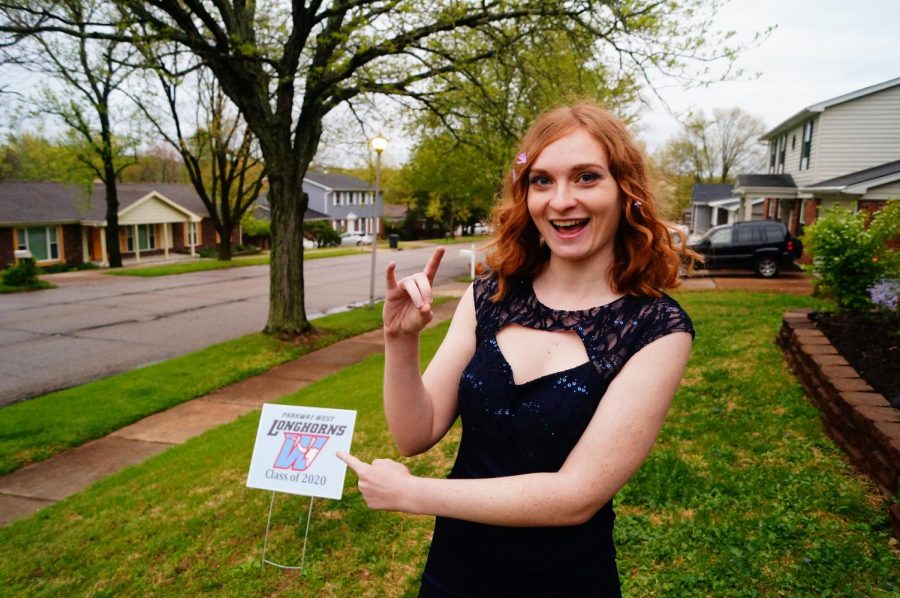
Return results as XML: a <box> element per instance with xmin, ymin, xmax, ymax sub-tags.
<box><xmin>126</xmin><ymin>224</ymin><xmax>157</xmax><ymax>252</ymax></box>
<box><xmin>800</xmin><ymin>120</ymin><xmax>814</xmax><ymax>170</ymax></box>
<box><xmin>777</xmin><ymin>135</ymin><xmax>787</xmax><ymax>173</ymax></box>
<box><xmin>769</xmin><ymin>142</ymin><xmax>776</xmax><ymax>173</ymax></box>
<box><xmin>187</xmin><ymin>222</ymin><xmax>199</xmax><ymax>246</ymax></box>
<box><xmin>16</xmin><ymin>226</ymin><xmax>59</xmax><ymax>261</ymax></box>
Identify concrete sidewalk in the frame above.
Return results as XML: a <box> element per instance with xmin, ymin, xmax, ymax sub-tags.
<box><xmin>0</xmin><ymin>286</ymin><xmax>465</xmax><ymax>526</ymax></box>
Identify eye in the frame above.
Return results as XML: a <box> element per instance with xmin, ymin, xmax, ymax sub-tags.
<box><xmin>576</xmin><ymin>171</ymin><xmax>601</xmax><ymax>184</ymax></box>
<box><xmin>529</xmin><ymin>174</ymin><xmax>551</xmax><ymax>186</ymax></box>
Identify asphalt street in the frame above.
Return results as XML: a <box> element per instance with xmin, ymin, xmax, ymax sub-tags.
<box><xmin>0</xmin><ymin>245</ymin><xmax>473</xmax><ymax>406</ymax></box>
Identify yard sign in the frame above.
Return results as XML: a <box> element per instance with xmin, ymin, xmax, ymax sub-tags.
<box><xmin>247</xmin><ymin>403</ymin><xmax>356</xmax><ymax>500</ymax></box>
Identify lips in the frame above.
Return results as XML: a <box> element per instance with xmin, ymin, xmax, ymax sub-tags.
<box><xmin>550</xmin><ymin>218</ymin><xmax>589</xmax><ymax>234</ymax></box>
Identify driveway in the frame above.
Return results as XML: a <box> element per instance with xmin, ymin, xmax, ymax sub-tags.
<box><xmin>680</xmin><ymin>269</ymin><xmax>814</xmax><ymax>294</ymax></box>
<box><xmin>0</xmin><ymin>246</ymin><xmax>470</xmax><ymax>406</ymax></box>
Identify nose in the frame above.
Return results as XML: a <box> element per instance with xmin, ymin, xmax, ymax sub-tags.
<box><xmin>548</xmin><ymin>181</ymin><xmax>577</xmax><ymax>212</ymax></box>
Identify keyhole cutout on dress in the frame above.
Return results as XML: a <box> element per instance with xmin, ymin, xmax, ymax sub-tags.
<box><xmin>495</xmin><ymin>324</ymin><xmax>590</xmax><ymax>385</ymax></box>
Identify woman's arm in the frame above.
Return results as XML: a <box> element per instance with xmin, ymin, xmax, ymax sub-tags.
<box><xmin>382</xmin><ymin>248</ymin><xmax>477</xmax><ymax>456</ymax></box>
<box><xmin>340</xmin><ymin>330</ymin><xmax>692</xmax><ymax>526</ymax></box>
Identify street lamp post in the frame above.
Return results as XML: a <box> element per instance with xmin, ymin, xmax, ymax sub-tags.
<box><xmin>369</xmin><ymin>135</ymin><xmax>388</xmax><ymax>307</ymax></box>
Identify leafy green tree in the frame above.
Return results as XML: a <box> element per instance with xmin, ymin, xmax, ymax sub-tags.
<box><xmin>401</xmin><ymin>27</ymin><xmax>640</xmax><ymax>236</ymax></box>
<box><xmin>2</xmin><ymin>0</ymin><xmax>749</xmax><ymax>336</ymax></box>
<box><xmin>0</xmin><ymin>133</ymin><xmax>96</xmax><ymax>183</ymax></box>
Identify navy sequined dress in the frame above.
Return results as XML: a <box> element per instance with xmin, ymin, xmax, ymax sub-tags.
<box><xmin>419</xmin><ymin>277</ymin><xmax>694</xmax><ymax>598</ymax></box>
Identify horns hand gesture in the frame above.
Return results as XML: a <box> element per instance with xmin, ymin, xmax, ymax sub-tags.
<box><xmin>383</xmin><ymin>247</ymin><xmax>444</xmax><ymax>337</ymax></box>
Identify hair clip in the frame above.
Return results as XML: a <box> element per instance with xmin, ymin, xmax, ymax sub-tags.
<box><xmin>516</xmin><ymin>152</ymin><xmax>527</xmax><ymax>165</ymax></box>
<box><xmin>510</xmin><ymin>168</ymin><xmax>518</xmax><ymax>183</ymax></box>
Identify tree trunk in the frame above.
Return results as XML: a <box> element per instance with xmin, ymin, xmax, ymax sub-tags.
<box><xmin>264</xmin><ymin>167</ymin><xmax>310</xmax><ymax>336</ymax></box>
<box><xmin>103</xmin><ymin>169</ymin><xmax>122</xmax><ymax>268</ymax></box>
<box><xmin>218</xmin><ymin>231</ymin><xmax>233</xmax><ymax>261</ymax></box>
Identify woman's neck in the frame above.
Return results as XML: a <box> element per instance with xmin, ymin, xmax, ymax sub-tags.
<box><xmin>533</xmin><ymin>252</ymin><xmax>621</xmax><ymax>310</ymax></box>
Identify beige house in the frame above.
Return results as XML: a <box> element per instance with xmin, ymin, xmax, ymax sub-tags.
<box><xmin>733</xmin><ymin>76</ymin><xmax>900</xmax><ymax>235</ymax></box>
<box><xmin>1</xmin><ymin>181</ymin><xmax>225</xmax><ymax>269</ymax></box>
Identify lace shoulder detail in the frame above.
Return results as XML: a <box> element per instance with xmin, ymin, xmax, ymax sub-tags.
<box><xmin>471</xmin><ymin>278</ymin><xmax>693</xmax><ymax>369</ymax></box>
<box><xmin>630</xmin><ymin>294</ymin><xmax>695</xmax><ymax>352</ymax></box>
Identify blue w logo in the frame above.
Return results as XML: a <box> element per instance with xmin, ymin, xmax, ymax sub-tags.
<box><xmin>273</xmin><ymin>433</ymin><xmax>328</xmax><ymax>471</ymax></box>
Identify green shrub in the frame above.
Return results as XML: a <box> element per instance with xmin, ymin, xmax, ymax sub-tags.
<box><xmin>304</xmin><ymin>220</ymin><xmax>341</xmax><ymax>246</ymax></box>
<box><xmin>802</xmin><ymin>201</ymin><xmax>899</xmax><ymax>311</ymax></box>
<box><xmin>38</xmin><ymin>263</ymin><xmax>70</xmax><ymax>274</ymax></box>
<box><xmin>2</xmin><ymin>258</ymin><xmax>39</xmax><ymax>287</ymax></box>
<box><xmin>240</xmin><ymin>215</ymin><xmax>270</xmax><ymax>238</ymax></box>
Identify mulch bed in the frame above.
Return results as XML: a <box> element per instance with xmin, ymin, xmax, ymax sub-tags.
<box><xmin>811</xmin><ymin>311</ymin><xmax>900</xmax><ymax>405</ymax></box>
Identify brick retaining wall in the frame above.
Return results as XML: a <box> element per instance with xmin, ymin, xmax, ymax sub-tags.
<box><xmin>777</xmin><ymin>309</ymin><xmax>900</xmax><ymax>539</ymax></box>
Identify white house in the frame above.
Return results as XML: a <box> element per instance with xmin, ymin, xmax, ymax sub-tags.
<box><xmin>689</xmin><ymin>183</ymin><xmax>764</xmax><ymax>234</ymax></box>
<box><xmin>733</xmin><ymin>76</ymin><xmax>900</xmax><ymax>236</ymax></box>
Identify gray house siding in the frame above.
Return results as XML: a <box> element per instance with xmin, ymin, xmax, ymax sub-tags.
<box><xmin>812</xmin><ymin>84</ymin><xmax>900</xmax><ymax>183</ymax></box>
<box><xmin>302</xmin><ymin>173</ymin><xmax>380</xmax><ymax>235</ymax></box>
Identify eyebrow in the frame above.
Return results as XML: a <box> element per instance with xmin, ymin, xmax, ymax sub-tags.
<box><xmin>529</xmin><ymin>163</ymin><xmax>608</xmax><ymax>174</ymax></box>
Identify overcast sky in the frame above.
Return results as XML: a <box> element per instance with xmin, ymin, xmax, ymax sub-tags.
<box><xmin>637</xmin><ymin>0</ymin><xmax>900</xmax><ymax>152</ymax></box>
<box><xmin>3</xmin><ymin>0</ymin><xmax>897</xmax><ymax>169</ymax></box>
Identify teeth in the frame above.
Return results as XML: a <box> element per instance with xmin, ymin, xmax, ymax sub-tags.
<box><xmin>552</xmin><ymin>219</ymin><xmax>588</xmax><ymax>229</ymax></box>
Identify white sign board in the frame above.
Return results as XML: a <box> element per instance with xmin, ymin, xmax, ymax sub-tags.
<box><xmin>247</xmin><ymin>404</ymin><xmax>356</xmax><ymax>500</ymax></box>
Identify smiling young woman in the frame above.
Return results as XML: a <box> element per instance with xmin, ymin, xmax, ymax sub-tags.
<box><xmin>339</xmin><ymin>101</ymin><xmax>696</xmax><ymax>597</ymax></box>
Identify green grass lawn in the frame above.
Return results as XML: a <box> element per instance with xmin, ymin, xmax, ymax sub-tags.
<box><xmin>0</xmin><ymin>291</ymin><xmax>897</xmax><ymax>595</ymax></box>
<box><xmin>105</xmin><ymin>248</ymin><xmax>364</xmax><ymax>277</ymax></box>
<box><xmin>0</xmin><ymin>280</ymin><xmax>55</xmax><ymax>293</ymax></box>
<box><xmin>0</xmin><ymin>305</ymin><xmax>385</xmax><ymax>477</ymax></box>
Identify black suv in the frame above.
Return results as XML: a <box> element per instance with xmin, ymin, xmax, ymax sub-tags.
<box><xmin>688</xmin><ymin>221</ymin><xmax>802</xmax><ymax>278</ymax></box>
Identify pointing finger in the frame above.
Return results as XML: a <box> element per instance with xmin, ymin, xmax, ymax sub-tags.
<box><xmin>336</xmin><ymin>451</ymin><xmax>368</xmax><ymax>474</ymax></box>
<box><xmin>385</xmin><ymin>262</ymin><xmax>398</xmax><ymax>290</ymax></box>
<box><xmin>423</xmin><ymin>247</ymin><xmax>445</xmax><ymax>284</ymax></box>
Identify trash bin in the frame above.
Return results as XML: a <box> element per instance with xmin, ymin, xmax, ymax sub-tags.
<box><xmin>388</xmin><ymin>234</ymin><xmax>399</xmax><ymax>249</ymax></box>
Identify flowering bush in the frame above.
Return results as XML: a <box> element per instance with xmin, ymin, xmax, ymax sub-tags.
<box><xmin>802</xmin><ymin>201</ymin><xmax>899</xmax><ymax>311</ymax></box>
<box><xmin>868</xmin><ymin>279</ymin><xmax>899</xmax><ymax>312</ymax></box>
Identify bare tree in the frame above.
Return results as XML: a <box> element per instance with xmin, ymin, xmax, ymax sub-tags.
<box><xmin>132</xmin><ymin>52</ymin><xmax>265</xmax><ymax>261</ymax></box>
<box><xmin>657</xmin><ymin>107</ymin><xmax>767</xmax><ymax>184</ymax></box>
<box><xmin>2</xmin><ymin>0</ymin><xmax>137</xmax><ymax>267</ymax></box>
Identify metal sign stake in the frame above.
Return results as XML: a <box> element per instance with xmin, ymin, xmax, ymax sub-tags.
<box><xmin>261</xmin><ymin>491</ymin><xmax>315</xmax><ymax>572</ymax></box>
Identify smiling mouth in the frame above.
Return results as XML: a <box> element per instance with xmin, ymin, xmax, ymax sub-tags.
<box><xmin>551</xmin><ymin>218</ymin><xmax>589</xmax><ymax>233</ymax></box>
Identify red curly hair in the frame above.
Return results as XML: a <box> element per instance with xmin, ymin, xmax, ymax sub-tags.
<box><xmin>486</xmin><ymin>101</ymin><xmax>691</xmax><ymax>301</ymax></box>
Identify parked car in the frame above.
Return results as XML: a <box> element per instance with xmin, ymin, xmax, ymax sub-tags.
<box><xmin>340</xmin><ymin>231</ymin><xmax>373</xmax><ymax>246</ymax></box>
<box><xmin>303</xmin><ymin>237</ymin><xmax>316</xmax><ymax>249</ymax></box>
<box><xmin>668</xmin><ymin>224</ymin><xmax>689</xmax><ymax>249</ymax></box>
<box><xmin>687</xmin><ymin>221</ymin><xmax>802</xmax><ymax>278</ymax></box>
<box><xmin>472</xmin><ymin>222</ymin><xmax>490</xmax><ymax>235</ymax></box>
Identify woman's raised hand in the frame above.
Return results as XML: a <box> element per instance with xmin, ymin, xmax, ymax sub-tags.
<box><xmin>383</xmin><ymin>247</ymin><xmax>445</xmax><ymax>337</ymax></box>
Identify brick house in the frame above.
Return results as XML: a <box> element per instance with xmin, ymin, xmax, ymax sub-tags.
<box><xmin>0</xmin><ymin>181</ymin><xmax>236</xmax><ymax>269</ymax></box>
